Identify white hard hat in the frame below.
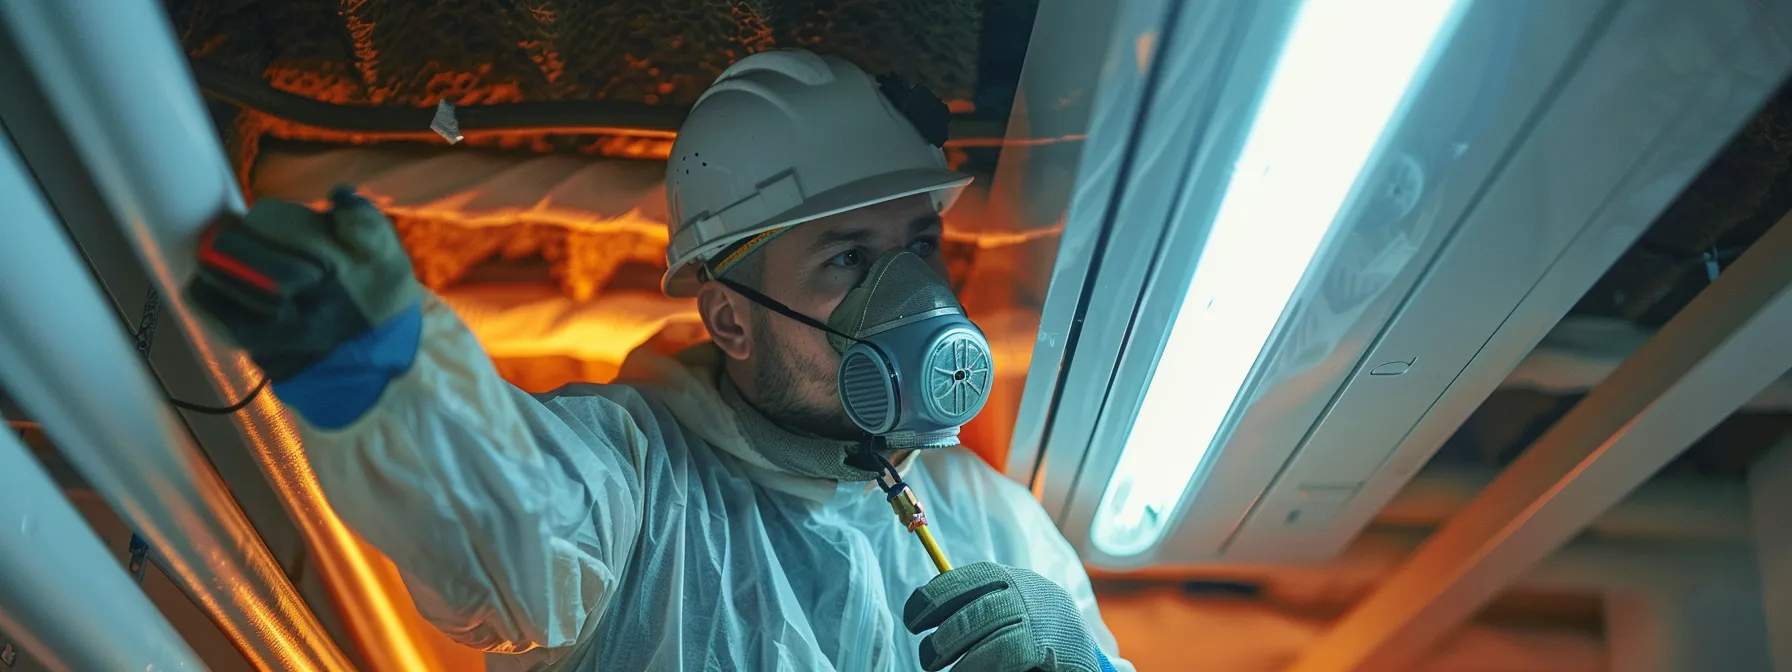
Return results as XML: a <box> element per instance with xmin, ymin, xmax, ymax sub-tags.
<box><xmin>661</xmin><ymin>49</ymin><xmax>973</xmax><ymax>297</ymax></box>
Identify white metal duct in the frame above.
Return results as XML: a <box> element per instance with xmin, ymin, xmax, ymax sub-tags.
<box><xmin>0</xmin><ymin>127</ymin><xmax>207</xmax><ymax>672</ymax></box>
<box><xmin>0</xmin><ymin>0</ymin><xmax>437</xmax><ymax>668</ymax></box>
<box><xmin>1012</xmin><ymin>0</ymin><xmax>1792</xmax><ymax>567</ymax></box>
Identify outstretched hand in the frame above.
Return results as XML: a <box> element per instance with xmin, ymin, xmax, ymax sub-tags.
<box><xmin>188</xmin><ymin>187</ymin><xmax>420</xmax><ymax>381</ymax></box>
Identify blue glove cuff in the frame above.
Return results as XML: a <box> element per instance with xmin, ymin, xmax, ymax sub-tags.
<box><xmin>272</xmin><ymin>300</ymin><xmax>423</xmax><ymax>429</ymax></box>
<box><xmin>1097</xmin><ymin>648</ymin><xmax>1117</xmax><ymax>672</ymax></box>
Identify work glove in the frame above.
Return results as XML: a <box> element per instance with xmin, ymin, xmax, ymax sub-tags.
<box><xmin>187</xmin><ymin>187</ymin><xmax>421</xmax><ymax>382</ymax></box>
<box><xmin>904</xmin><ymin>562</ymin><xmax>1109</xmax><ymax>672</ymax></box>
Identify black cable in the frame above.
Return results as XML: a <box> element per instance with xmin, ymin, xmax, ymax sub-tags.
<box><xmin>871</xmin><ymin>449</ymin><xmax>906</xmax><ymax>494</ymax></box>
<box><xmin>131</xmin><ymin>287</ymin><xmax>270</xmax><ymax>415</ymax></box>
<box><xmin>168</xmin><ymin>376</ymin><xmax>270</xmax><ymax>415</ymax></box>
<box><xmin>847</xmin><ymin>436</ymin><xmax>902</xmax><ymax>493</ymax></box>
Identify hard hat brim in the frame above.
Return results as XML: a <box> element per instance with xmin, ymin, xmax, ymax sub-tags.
<box><xmin>662</xmin><ymin>167</ymin><xmax>973</xmax><ymax>297</ymax></box>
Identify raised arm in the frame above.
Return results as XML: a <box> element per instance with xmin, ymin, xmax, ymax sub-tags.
<box><xmin>189</xmin><ymin>191</ymin><xmax>646</xmax><ymax>654</ymax></box>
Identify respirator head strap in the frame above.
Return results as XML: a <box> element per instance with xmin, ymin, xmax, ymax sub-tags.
<box><xmin>715</xmin><ymin>276</ymin><xmax>871</xmax><ymax>349</ymax></box>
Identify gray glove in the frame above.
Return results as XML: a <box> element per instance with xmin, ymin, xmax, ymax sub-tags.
<box><xmin>903</xmin><ymin>562</ymin><xmax>1105</xmax><ymax>672</ymax></box>
<box><xmin>187</xmin><ymin>187</ymin><xmax>421</xmax><ymax>381</ymax></box>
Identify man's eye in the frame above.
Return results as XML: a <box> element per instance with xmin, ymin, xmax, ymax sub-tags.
<box><xmin>908</xmin><ymin>238</ymin><xmax>940</xmax><ymax>257</ymax></box>
<box><xmin>828</xmin><ymin>249</ymin><xmax>865</xmax><ymax>268</ymax></box>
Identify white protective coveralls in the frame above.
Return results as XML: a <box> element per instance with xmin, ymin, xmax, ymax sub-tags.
<box><xmin>301</xmin><ymin>294</ymin><xmax>1133</xmax><ymax>671</ymax></box>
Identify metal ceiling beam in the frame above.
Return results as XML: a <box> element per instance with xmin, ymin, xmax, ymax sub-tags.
<box><xmin>1286</xmin><ymin>205</ymin><xmax>1792</xmax><ymax>672</ymax></box>
<box><xmin>1504</xmin><ymin>317</ymin><xmax>1792</xmax><ymax>412</ymax></box>
<box><xmin>1378</xmin><ymin>467</ymin><xmax>1750</xmax><ymax>544</ymax></box>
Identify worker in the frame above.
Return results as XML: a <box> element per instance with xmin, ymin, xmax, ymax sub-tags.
<box><xmin>187</xmin><ymin>49</ymin><xmax>1129</xmax><ymax>671</ymax></box>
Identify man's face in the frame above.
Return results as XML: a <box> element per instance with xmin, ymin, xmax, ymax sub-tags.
<box><xmin>699</xmin><ymin>194</ymin><xmax>950</xmax><ymax>439</ymax></box>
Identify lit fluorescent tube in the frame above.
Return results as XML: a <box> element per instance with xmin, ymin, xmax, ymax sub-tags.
<box><xmin>1091</xmin><ymin>0</ymin><xmax>1466</xmax><ymax>557</ymax></box>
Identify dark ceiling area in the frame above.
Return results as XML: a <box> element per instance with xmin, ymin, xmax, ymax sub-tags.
<box><xmin>1570</xmin><ymin>78</ymin><xmax>1792</xmax><ymax>329</ymax></box>
<box><xmin>1433</xmin><ymin>77</ymin><xmax>1792</xmax><ymax>480</ymax></box>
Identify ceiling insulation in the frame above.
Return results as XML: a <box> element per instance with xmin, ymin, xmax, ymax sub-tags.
<box><xmin>163</xmin><ymin>0</ymin><xmax>1014</xmax><ymax>186</ymax></box>
<box><xmin>165</xmin><ymin>0</ymin><xmax>985</xmax><ymax>107</ymax></box>
<box><xmin>246</xmin><ymin>137</ymin><xmax>1049</xmax><ymax>465</ymax></box>
<box><xmin>252</xmin><ymin>143</ymin><xmax>1023</xmax><ymax>295</ymax></box>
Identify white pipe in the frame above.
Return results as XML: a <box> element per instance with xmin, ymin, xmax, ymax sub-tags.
<box><xmin>0</xmin><ymin>428</ymin><xmax>205</xmax><ymax>672</ymax></box>
<box><xmin>0</xmin><ymin>111</ymin><xmax>351</xmax><ymax>670</ymax></box>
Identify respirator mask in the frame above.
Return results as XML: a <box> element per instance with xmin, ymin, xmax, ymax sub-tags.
<box><xmin>717</xmin><ymin>250</ymin><xmax>993</xmax><ymax>450</ymax></box>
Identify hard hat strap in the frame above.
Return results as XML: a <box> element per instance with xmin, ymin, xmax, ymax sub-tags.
<box><xmin>701</xmin><ymin>225</ymin><xmax>791</xmax><ymax>281</ymax></box>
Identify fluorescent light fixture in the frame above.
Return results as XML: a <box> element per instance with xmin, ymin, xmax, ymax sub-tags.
<box><xmin>1091</xmin><ymin>0</ymin><xmax>1465</xmax><ymax>557</ymax></box>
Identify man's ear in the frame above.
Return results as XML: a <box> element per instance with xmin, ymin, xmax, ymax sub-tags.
<box><xmin>697</xmin><ymin>281</ymin><xmax>753</xmax><ymax>360</ymax></box>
